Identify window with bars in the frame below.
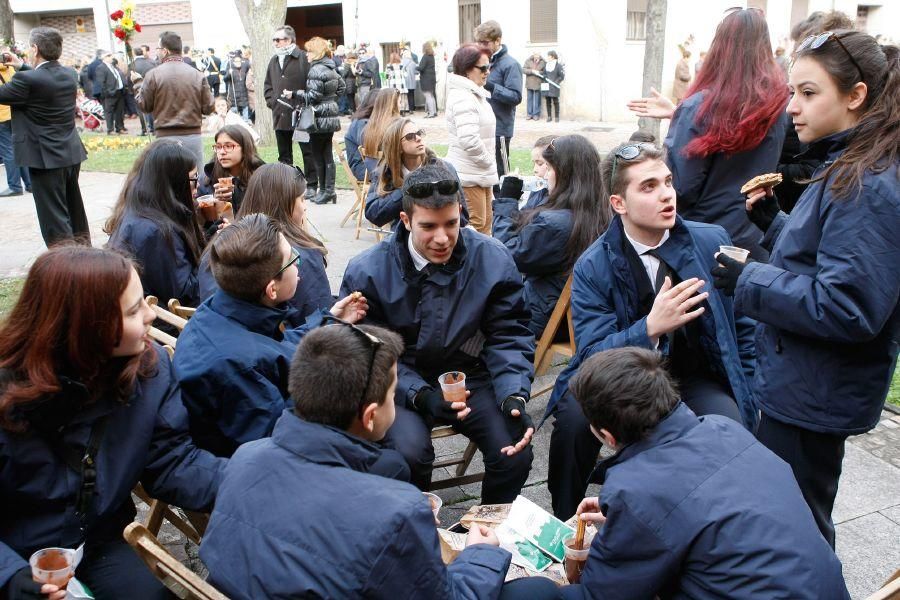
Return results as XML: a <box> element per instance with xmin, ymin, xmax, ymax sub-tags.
<box><xmin>530</xmin><ymin>0</ymin><xmax>558</xmax><ymax>43</ymax></box>
<box><xmin>626</xmin><ymin>11</ymin><xmax>647</xmax><ymax>40</ymax></box>
<box><xmin>459</xmin><ymin>0</ymin><xmax>481</xmax><ymax>44</ymax></box>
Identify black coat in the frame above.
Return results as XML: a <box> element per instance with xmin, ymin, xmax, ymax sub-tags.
<box><xmin>94</xmin><ymin>63</ymin><xmax>124</xmax><ymax>98</ymax></box>
<box><xmin>305</xmin><ymin>57</ymin><xmax>345</xmax><ymax>134</ymax></box>
<box><xmin>417</xmin><ymin>54</ymin><xmax>436</xmax><ymax>93</ymax></box>
<box><xmin>223</xmin><ymin>62</ymin><xmax>250</xmax><ymax>107</ymax></box>
<box><xmin>0</xmin><ymin>62</ymin><xmax>87</xmax><ymax>169</ymax></box>
<box><xmin>263</xmin><ymin>47</ymin><xmax>310</xmax><ymax>131</ymax></box>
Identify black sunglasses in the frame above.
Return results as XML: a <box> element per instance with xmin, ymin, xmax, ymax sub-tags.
<box><xmin>275</xmin><ymin>246</ymin><xmax>301</xmax><ymax>278</ymax></box>
<box><xmin>402</xmin><ymin>130</ymin><xmax>425</xmax><ymax>142</ymax></box>
<box><xmin>323</xmin><ymin>315</ymin><xmax>383</xmax><ymax>408</ymax></box>
<box><xmin>610</xmin><ymin>143</ymin><xmax>657</xmax><ymax>189</ymax></box>
<box><xmin>272</xmin><ymin>37</ymin><xmax>289</xmax><ymax>42</ymax></box>
<box><xmin>405</xmin><ymin>179</ymin><xmax>460</xmax><ymax>199</ymax></box>
<box><xmin>474</xmin><ymin>64</ymin><xmax>490</xmax><ymax>73</ymax></box>
<box><xmin>797</xmin><ymin>31</ymin><xmax>866</xmax><ymax>83</ymax></box>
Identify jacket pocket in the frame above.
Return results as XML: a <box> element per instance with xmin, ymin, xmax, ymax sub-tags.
<box><xmin>747</xmin><ymin>264</ymin><xmax>784</xmax><ymax>288</ymax></box>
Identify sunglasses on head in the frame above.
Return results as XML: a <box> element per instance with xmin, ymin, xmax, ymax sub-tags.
<box><xmin>405</xmin><ymin>179</ymin><xmax>460</xmax><ymax>199</ymax></box>
<box><xmin>323</xmin><ymin>315</ymin><xmax>383</xmax><ymax>409</ymax></box>
<box><xmin>610</xmin><ymin>143</ymin><xmax>657</xmax><ymax>190</ymax></box>
<box><xmin>797</xmin><ymin>31</ymin><xmax>866</xmax><ymax>83</ymax></box>
<box><xmin>474</xmin><ymin>64</ymin><xmax>490</xmax><ymax>73</ymax></box>
<box><xmin>402</xmin><ymin>130</ymin><xmax>425</xmax><ymax>142</ymax></box>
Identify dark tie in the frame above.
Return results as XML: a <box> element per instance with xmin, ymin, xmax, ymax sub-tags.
<box><xmin>645</xmin><ymin>249</ymin><xmax>671</xmax><ymax>294</ymax></box>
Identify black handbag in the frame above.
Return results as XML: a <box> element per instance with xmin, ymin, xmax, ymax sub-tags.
<box><xmin>296</xmin><ymin>105</ymin><xmax>315</xmax><ymax>131</ymax></box>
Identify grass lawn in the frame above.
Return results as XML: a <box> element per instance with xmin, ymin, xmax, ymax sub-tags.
<box><xmin>80</xmin><ymin>134</ymin><xmax>535</xmax><ymax>189</ymax></box>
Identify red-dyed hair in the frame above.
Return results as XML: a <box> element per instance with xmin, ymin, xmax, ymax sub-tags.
<box><xmin>452</xmin><ymin>43</ymin><xmax>490</xmax><ymax>76</ymax></box>
<box><xmin>682</xmin><ymin>9</ymin><xmax>788</xmax><ymax>158</ymax></box>
<box><xmin>0</xmin><ymin>245</ymin><xmax>157</xmax><ymax>432</ymax></box>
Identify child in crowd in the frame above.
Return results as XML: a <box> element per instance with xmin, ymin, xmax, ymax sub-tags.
<box><xmin>522</xmin><ymin>134</ymin><xmax>556</xmax><ymax>210</ymax></box>
<box><xmin>196</xmin><ymin>123</ymin><xmax>264</xmax><ymax>216</ymax></box>
<box><xmin>204</xmin><ymin>96</ymin><xmax>259</xmax><ymax>143</ymax></box>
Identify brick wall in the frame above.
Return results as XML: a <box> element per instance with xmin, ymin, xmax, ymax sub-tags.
<box><xmin>40</xmin><ymin>13</ymin><xmax>96</xmax><ymax>64</ymax></box>
<box><xmin>134</xmin><ymin>2</ymin><xmax>193</xmax><ymax>26</ymax></box>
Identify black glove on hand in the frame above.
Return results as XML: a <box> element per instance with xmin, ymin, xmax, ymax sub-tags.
<box><xmin>711</xmin><ymin>254</ymin><xmax>750</xmax><ymax>296</ymax></box>
<box><xmin>501</xmin><ymin>396</ymin><xmax>534</xmax><ymax>440</ymax></box>
<box><xmin>498</xmin><ymin>176</ymin><xmax>524</xmax><ymax>200</ymax></box>
<box><xmin>7</xmin><ymin>566</ymin><xmax>46</xmax><ymax>599</ymax></box>
<box><xmin>414</xmin><ymin>387</ymin><xmax>463</xmax><ymax>424</ymax></box>
<box><xmin>746</xmin><ymin>190</ymin><xmax>781</xmax><ymax>233</ymax></box>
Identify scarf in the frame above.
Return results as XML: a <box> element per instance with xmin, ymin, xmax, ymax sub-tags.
<box><xmin>275</xmin><ymin>44</ymin><xmax>296</xmax><ymax>68</ymax></box>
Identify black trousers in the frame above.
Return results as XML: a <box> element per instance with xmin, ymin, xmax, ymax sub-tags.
<box><xmin>382</xmin><ymin>373</ymin><xmax>533</xmax><ymax>504</ymax></box>
<box><xmin>29</xmin><ymin>164</ymin><xmax>91</xmax><ymax>247</ymax></box>
<box><xmin>407</xmin><ymin>89</ymin><xmax>416</xmax><ymax>112</ymax></box>
<box><xmin>308</xmin><ymin>132</ymin><xmax>335</xmax><ymax>190</ymax></box>
<box><xmin>103</xmin><ymin>91</ymin><xmax>125</xmax><ymax>133</ymax></box>
<box><xmin>493</xmin><ymin>135</ymin><xmax>511</xmax><ymax>196</ymax></box>
<box><xmin>274</xmin><ymin>129</ymin><xmax>318</xmax><ymax>188</ymax></box>
<box><xmin>548</xmin><ymin>375</ymin><xmax>742</xmax><ymax>520</ymax></box>
<box><xmin>545</xmin><ymin>96</ymin><xmax>560</xmax><ymax>120</ymax></box>
<box><xmin>756</xmin><ymin>413</ymin><xmax>847</xmax><ymax>548</ymax></box>
<box><xmin>77</xmin><ymin>539</ymin><xmax>172</xmax><ymax>599</ymax></box>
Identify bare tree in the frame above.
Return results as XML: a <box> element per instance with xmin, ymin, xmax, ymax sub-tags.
<box><xmin>639</xmin><ymin>0</ymin><xmax>667</xmax><ymax>140</ymax></box>
<box><xmin>0</xmin><ymin>0</ymin><xmax>13</xmax><ymax>45</ymax></box>
<box><xmin>234</xmin><ymin>0</ymin><xmax>286</xmax><ymax>146</ymax></box>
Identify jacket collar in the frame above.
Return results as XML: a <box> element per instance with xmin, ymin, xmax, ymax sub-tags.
<box><xmin>271</xmin><ymin>409</ymin><xmax>382</xmax><ymax>472</ymax></box>
<box><xmin>447</xmin><ymin>73</ymin><xmax>490</xmax><ymax>98</ymax></box>
<box><xmin>605</xmin><ymin>214</ymin><xmax>695</xmax><ymax>270</ymax></box>
<box><xmin>590</xmin><ymin>402</ymin><xmax>698</xmax><ymax>484</ymax></box>
<box><xmin>209</xmin><ymin>290</ymin><xmax>296</xmax><ymax>340</ymax></box>
<box><xmin>391</xmin><ymin>222</ymin><xmax>468</xmax><ymax>282</ymax></box>
<box><xmin>796</xmin><ymin>127</ymin><xmax>853</xmax><ymax>163</ymax></box>
<box><xmin>491</xmin><ymin>44</ymin><xmax>509</xmax><ymax>62</ymax></box>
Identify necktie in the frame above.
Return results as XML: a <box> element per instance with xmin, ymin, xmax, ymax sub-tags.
<box><xmin>110</xmin><ymin>65</ymin><xmax>122</xmax><ymax>90</ymax></box>
<box><xmin>645</xmin><ymin>249</ymin><xmax>671</xmax><ymax>294</ymax></box>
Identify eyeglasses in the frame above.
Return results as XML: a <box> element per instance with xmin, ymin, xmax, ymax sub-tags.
<box><xmin>323</xmin><ymin>315</ymin><xmax>383</xmax><ymax>408</ymax></box>
<box><xmin>402</xmin><ymin>130</ymin><xmax>425</xmax><ymax>142</ymax></box>
<box><xmin>797</xmin><ymin>31</ymin><xmax>866</xmax><ymax>83</ymax></box>
<box><xmin>610</xmin><ymin>143</ymin><xmax>657</xmax><ymax>191</ymax></box>
<box><xmin>405</xmin><ymin>179</ymin><xmax>460</xmax><ymax>198</ymax></box>
<box><xmin>213</xmin><ymin>142</ymin><xmax>240</xmax><ymax>153</ymax></box>
<box><xmin>474</xmin><ymin>64</ymin><xmax>490</xmax><ymax>73</ymax></box>
<box><xmin>275</xmin><ymin>247</ymin><xmax>301</xmax><ymax>278</ymax></box>
<box><xmin>272</xmin><ymin>37</ymin><xmax>289</xmax><ymax>42</ymax></box>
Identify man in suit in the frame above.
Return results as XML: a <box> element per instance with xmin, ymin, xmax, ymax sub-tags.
<box><xmin>94</xmin><ymin>52</ymin><xmax>126</xmax><ymax>134</ymax></box>
<box><xmin>202</xmin><ymin>48</ymin><xmax>222</xmax><ymax>97</ymax></box>
<box><xmin>0</xmin><ymin>27</ymin><xmax>90</xmax><ymax>246</ymax></box>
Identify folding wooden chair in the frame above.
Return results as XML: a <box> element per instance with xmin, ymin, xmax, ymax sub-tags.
<box><xmin>336</xmin><ymin>138</ymin><xmax>368</xmax><ymax>228</ymax></box>
<box><xmin>133</xmin><ymin>483</ymin><xmax>208</xmax><ymax>546</ymax></box>
<box><xmin>167</xmin><ymin>299</ymin><xmax>196</xmax><ymax>320</ymax></box>
<box><xmin>146</xmin><ymin>296</ymin><xmax>189</xmax><ymax>332</ymax></box>
<box><xmin>124</xmin><ymin>522</ymin><xmax>227</xmax><ymax>600</ymax></box>
<box><xmin>867</xmin><ymin>568</ymin><xmax>900</xmax><ymax>600</ymax></box>
<box><xmin>531</xmin><ymin>274</ymin><xmax>576</xmax><ymax>399</ymax></box>
<box><xmin>428</xmin><ymin>426</ymin><xmax>485</xmax><ymax>491</ymax></box>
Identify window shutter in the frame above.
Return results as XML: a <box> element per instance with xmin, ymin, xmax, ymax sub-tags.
<box><xmin>530</xmin><ymin>0</ymin><xmax>558</xmax><ymax>44</ymax></box>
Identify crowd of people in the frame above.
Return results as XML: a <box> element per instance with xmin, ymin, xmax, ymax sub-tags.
<box><xmin>0</xmin><ymin>6</ymin><xmax>899</xmax><ymax>599</ymax></box>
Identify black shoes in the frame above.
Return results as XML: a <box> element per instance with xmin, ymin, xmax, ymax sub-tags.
<box><xmin>312</xmin><ymin>191</ymin><xmax>337</xmax><ymax>204</ymax></box>
<box><xmin>304</xmin><ymin>187</ymin><xmax>318</xmax><ymax>200</ymax></box>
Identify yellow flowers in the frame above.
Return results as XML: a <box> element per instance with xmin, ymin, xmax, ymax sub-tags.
<box><xmin>81</xmin><ymin>134</ymin><xmax>150</xmax><ymax>152</ymax></box>
<box><xmin>120</xmin><ymin>17</ymin><xmax>134</xmax><ymax>29</ymax></box>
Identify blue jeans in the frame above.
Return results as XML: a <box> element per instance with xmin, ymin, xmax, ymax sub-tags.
<box><xmin>527</xmin><ymin>89</ymin><xmax>542</xmax><ymax>118</ymax></box>
<box><xmin>0</xmin><ymin>121</ymin><xmax>31</xmax><ymax>192</ymax></box>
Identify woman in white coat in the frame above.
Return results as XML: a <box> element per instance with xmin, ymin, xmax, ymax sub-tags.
<box><xmin>445</xmin><ymin>44</ymin><xmax>497</xmax><ymax>234</ymax></box>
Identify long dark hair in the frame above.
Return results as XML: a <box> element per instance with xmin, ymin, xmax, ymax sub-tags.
<box><xmin>520</xmin><ymin>134</ymin><xmax>610</xmax><ymax>268</ymax></box>
<box><xmin>0</xmin><ymin>246</ymin><xmax>157</xmax><ymax>432</ymax></box>
<box><xmin>683</xmin><ymin>8</ymin><xmax>788</xmax><ymax>157</ymax></box>
<box><xmin>351</xmin><ymin>84</ymin><xmax>380</xmax><ymax>120</ymax></box>
<box><xmin>105</xmin><ymin>139</ymin><xmax>205</xmax><ymax>264</ymax></box>
<box><xmin>795</xmin><ymin>31</ymin><xmax>900</xmax><ymax>197</ymax></box>
<box><xmin>211</xmin><ymin>125</ymin><xmax>264</xmax><ymax>185</ymax></box>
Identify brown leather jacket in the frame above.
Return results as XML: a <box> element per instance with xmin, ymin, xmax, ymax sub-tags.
<box><xmin>136</xmin><ymin>57</ymin><xmax>214</xmax><ymax>135</ymax></box>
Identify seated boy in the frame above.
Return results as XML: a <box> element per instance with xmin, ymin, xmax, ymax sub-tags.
<box><xmin>342</xmin><ymin>162</ymin><xmax>536</xmax><ymax>504</ymax></box>
<box><xmin>546</xmin><ymin>141</ymin><xmax>756</xmax><ymax>519</ymax></box>
<box><xmin>174</xmin><ymin>215</ymin><xmax>405</xmax><ymax>480</ymax></box>
<box><xmin>200</xmin><ymin>323</ymin><xmax>559</xmax><ymax>599</ymax></box>
<box><xmin>563</xmin><ymin>347</ymin><xmax>848</xmax><ymax>599</ymax></box>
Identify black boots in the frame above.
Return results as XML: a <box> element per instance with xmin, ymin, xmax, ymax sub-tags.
<box><xmin>313</xmin><ymin>164</ymin><xmax>337</xmax><ymax>204</ymax></box>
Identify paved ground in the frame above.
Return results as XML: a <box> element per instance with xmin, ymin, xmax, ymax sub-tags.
<box><xmin>3</xmin><ymin>135</ymin><xmax>898</xmax><ymax>596</ymax></box>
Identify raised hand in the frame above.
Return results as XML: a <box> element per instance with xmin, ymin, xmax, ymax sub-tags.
<box><xmin>626</xmin><ymin>87</ymin><xmax>676</xmax><ymax>119</ymax></box>
<box><xmin>646</xmin><ymin>277</ymin><xmax>708</xmax><ymax>344</ymax></box>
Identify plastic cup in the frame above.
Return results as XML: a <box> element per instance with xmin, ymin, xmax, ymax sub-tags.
<box><xmin>423</xmin><ymin>492</ymin><xmax>442</xmax><ymax>522</ymax></box>
<box><xmin>562</xmin><ymin>534</ymin><xmax>591</xmax><ymax>584</ymax></box>
<box><xmin>196</xmin><ymin>194</ymin><xmax>218</xmax><ymax>222</ymax></box>
<box><xmin>29</xmin><ymin>548</ymin><xmax>74</xmax><ymax>587</ymax></box>
<box><xmin>438</xmin><ymin>371</ymin><xmax>467</xmax><ymax>404</ymax></box>
<box><xmin>718</xmin><ymin>245</ymin><xmax>750</xmax><ymax>264</ymax></box>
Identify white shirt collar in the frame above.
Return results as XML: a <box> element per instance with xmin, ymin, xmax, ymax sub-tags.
<box><xmin>407</xmin><ymin>233</ymin><xmax>430</xmax><ymax>271</ymax></box>
<box><xmin>624</xmin><ymin>228</ymin><xmax>670</xmax><ymax>255</ymax></box>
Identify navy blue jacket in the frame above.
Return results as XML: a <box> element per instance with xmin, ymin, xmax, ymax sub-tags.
<box><xmin>202</xmin><ymin>411</ymin><xmax>512</xmax><ymax>599</ymax></box>
<box><xmin>665</xmin><ymin>92</ymin><xmax>788</xmax><ymax>261</ymax></box>
<box><xmin>546</xmin><ymin>217</ymin><xmax>757</xmax><ymax>429</ymax></box>
<box><xmin>485</xmin><ymin>45</ymin><xmax>522</xmax><ymax>139</ymax></box>
<box><xmin>174</xmin><ymin>290</ymin><xmax>322</xmax><ymax>456</ymax></box>
<box><xmin>341</xmin><ymin>226</ymin><xmax>535</xmax><ymax>407</ymax></box>
<box><xmin>735</xmin><ymin>130</ymin><xmax>900</xmax><ymax>435</ymax></box>
<box><xmin>365</xmin><ymin>157</ymin><xmax>464</xmax><ymax>227</ymax></box>
<box><xmin>196</xmin><ymin>160</ymin><xmax>249</xmax><ymax>214</ymax></box>
<box><xmin>108</xmin><ymin>209</ymin><xmax>201</xmax><ymax>306</ymax></box>
<box><xmin>492</xmin><ymin>197</ymin><xmax>572</xmax><ymax>337</ymax></box>
<box><xmin>198</xmin><ymin>246</ymin><xmax>333</xmax><ymax>328</ymax></box>
<box><xmin>523</xmin><ymin>187</ymin><xmax>549</xmax><ymax>210</ymax></box>
<box><xmin>561</xmin><ymin>404</ymin><xmax>848</xmax><ymax>600</ymax></box>
<box><xmin>345</xmin><ymin>117</ymin><xmax>371</xmax><ymax>181</ymax></box>
<box><xmin>0</xmin><ymin>345</ymin><xmax>225</xmax><ymax>588</ymax></box>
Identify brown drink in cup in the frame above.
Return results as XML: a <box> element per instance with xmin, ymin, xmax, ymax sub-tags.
<box><xmin>30</xmin><ymin>548</ymin><xmax>74</xmax><ymax>588</ymax></box>
<box><xmin>438</xmin><ymin>371</ymin><xmax>467</xmax><ymax>404</ymax></box>
<box><xmin>562</xmin><ymin>534</ymin><xmax>590</xmax><ymax>584</ymax></box>
<box><xmin>196</xmin><ymin>194</ymin><xmax>218</xmax><ymax>222</ymax></box>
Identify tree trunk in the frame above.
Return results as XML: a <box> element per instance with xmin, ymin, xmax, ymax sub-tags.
<box><xmin>234</xmin><ymin>0</ymin><xmax>286</xmax><ymax>147</ymax></box>
<box><xmin>0</xmin><ymin>0</ymin><xmax>13</xmax><ymax>45</ymax></box>
<box><xmin>639</xmin><ymin>0</ymin><xmax>667</xmax><ymax>141</ymax></box>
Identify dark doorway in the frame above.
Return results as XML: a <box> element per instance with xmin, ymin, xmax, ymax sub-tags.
<box><xmin>286</xmin><ymin>3</ymin><xmax>344</xmax><ymax>47</ymax></box>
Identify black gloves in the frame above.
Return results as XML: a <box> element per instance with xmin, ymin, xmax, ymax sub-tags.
<box><xmin>501</xmin><ymin>396</ymin><xmax>534</xmax><ymax>440</ymax></box>
<box><xmin>746</xmin><ymin>190</ymin><xmax>781</xmax><ymax>233</ymax></box>
<box><xmin>712</xmin><ymin>254</ymin><xmax>750</xmax><ymax>296</ymax></box>
<box><xmin>7</xmin><ymin>566</ymin><xmax>46</xmax><ymax>599</ymax></box>
<box><xmin>414</xmin><ymin>387</ymin><xmax>464</xmax><ymax>425</ymax></box>
<box><xmin>499</xmin><ymin>176</ymin><xmax>524</xmax><ymax>200</ymax></box>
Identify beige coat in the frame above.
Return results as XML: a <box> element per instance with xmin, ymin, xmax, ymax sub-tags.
<box><xmin>444</xmin><ymin>73</ymin><xmax>498</xmax><ymax>188</ymax></box>
<box><xmin>673</xmin><ymin>58</ymin><xmax>692</xmax><ymax>102</ymax></box>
